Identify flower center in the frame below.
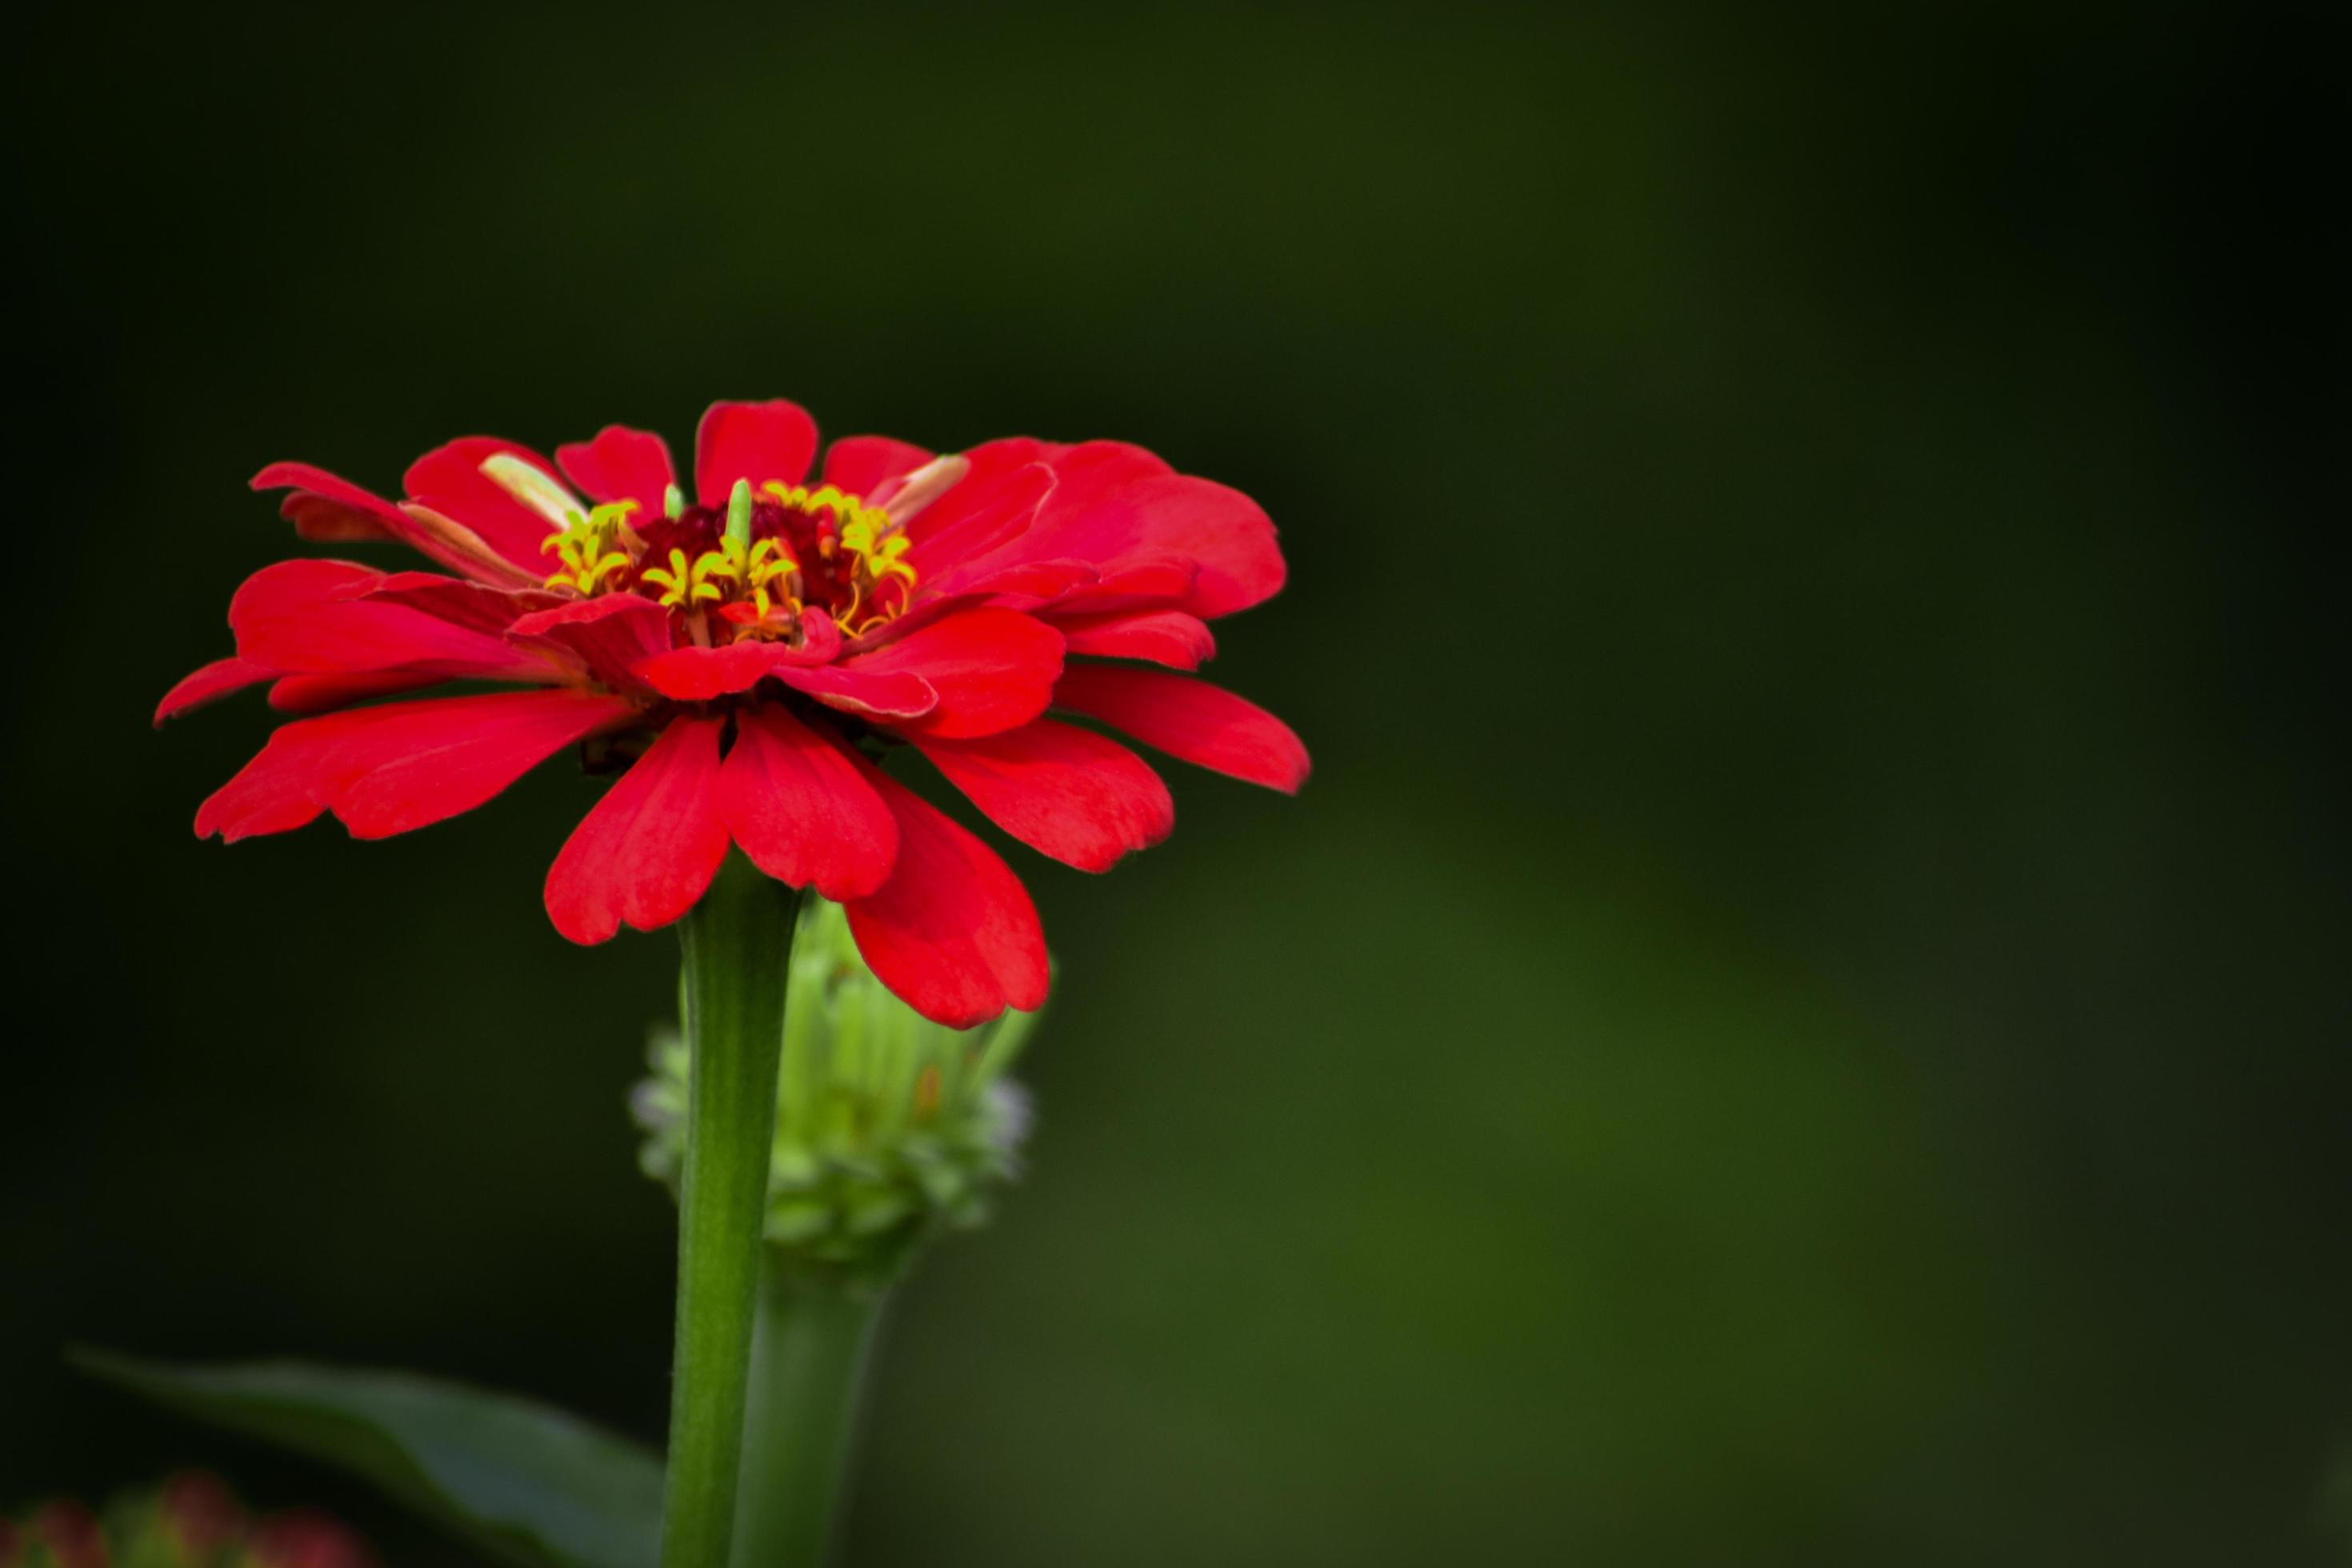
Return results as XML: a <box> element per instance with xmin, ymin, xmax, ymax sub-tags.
<box><xmin>530</xmin><ymin>472</ymin><xmax>917</xmax><ymax>644</ymax></box>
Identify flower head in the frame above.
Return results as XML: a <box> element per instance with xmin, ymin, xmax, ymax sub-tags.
<box><xmin>162</xmin><ymin>400</ymin><xmax>1306</xmax><ymax>1024</ymax></box>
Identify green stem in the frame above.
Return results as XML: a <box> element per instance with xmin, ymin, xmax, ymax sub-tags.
<box><xmin>661</xmin><ymin>858</ymin><xmax>803</xmax><ymax>1568</ymax></box>
<box><xmin>732</xmin><ymin>1259</ymin><xmax>888</xmax><ymax>1567</ymax></box>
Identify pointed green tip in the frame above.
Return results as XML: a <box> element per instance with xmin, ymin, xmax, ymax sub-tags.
<box><xmin>725</xmin><ymin>478</ymin><xmax>754</xmax><ymax>548</ymax></box>
<box><xmin>663</xmin><ymin>482</ymin><xmax>686</xmax><ymax>520</ymax></box>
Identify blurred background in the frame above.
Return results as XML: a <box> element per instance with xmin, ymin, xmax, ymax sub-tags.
<box><xmin>4</xmin><ymin>2</ymin><xmax>2344</xmax><ymax>1562</ymax></box>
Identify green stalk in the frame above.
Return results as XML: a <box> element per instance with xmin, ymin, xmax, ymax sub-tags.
<box><xmin>661</xmin><ymin>857</ymin><xmax>803</xmax><ymax>1568</ymax></box>
<box><xmin>732</xmin><ymin>1259</ymin><xmax>888</xmax><ymax>1567</ymax></box>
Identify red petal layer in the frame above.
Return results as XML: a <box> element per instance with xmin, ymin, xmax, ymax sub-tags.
<box><xmin>266</xmin><ymin>671</ymin><xmax>443</xmax><ymax>714</ymax></box>
<box><xmin>228</xmin><ymin>560</ymin><xmax>543</xmax><ymax>680</ymax></box>
<box><xmin>844</xmin><ymin>608</ymin><xmax>1062</xmax><ymax>738</ymax></box>
<box><xmin>402</xmin><ymin>437</ymin><xmax>574</xmax><ymax>573</ymax></box>
<box><xmin>718</xmin><ymin>706</ymin><xmax>898</xmax><ymax>899</ymax></box>
<box><xmin>361</xmin><ymin>573</ymin><xmax>562</xmax><ymax>637</ymax></box>
<box><xmin>773</xmin><ymin>663</ymin><xmax>938</xmax><ymax>722</ymax></box>
<box><xmin>633</xmin><ymin>625</ymin><xmax>840</xmax><ymax>702</ymax></box>
<box><xmin>544</xmin><ymin>716</ymin><xmax>730</xmax><ymax>944</ymax></box>
<box><xmin>1066</xmin><ymin>473</ymin><xmax>1283</xmax><ymax>619</ymax></box>
<box><xmin>507</xmin><ymin>594</ymin><xmax>676</xmax><ymax>690</ymax></box>
<box><xmin>695</xmin><ymin>399</ymin><xmax>818</xmax><ymax>506</ymax></box>
<box><xmin>1051</xmin><ymin>608</ymin><xmax>1216</xmax><ymax>670</ymax></box>
<box><xmin>250</xmin><ymin>462</ymin><xmax>408</xmax><ymax>543</ymax></box>
<box><xmin>195</xmin><ymin>690</ymin><xmax>637</xmax><ymax>842</ymax></box>
<box><xmin>923</xmin><ymin>442</ymin><xmax>1281</xmax><ymax>620</ymax></box>
<box><xmin>842</xmin><ymin>767</ymin><xmax>1049</xmax><ymax>1026</ymax></box>
<box><xmin>821</xmin><ymin>435</ymin><xmax>933</xmax><ymax>502</ymax></box>
<box><xmin>1051</xmin><ymin>666</ymin><xmax>1309</xmax><ymax>794</ymax></box>
<box><xmin>914</xmin><ymin>720</ymin><xmax>1173</xmax><ymax>872</ymax></box>
<box><xmin>910</xmin><ymin>462</ymin><xmax>1057</xmax><ymax>578</ymax></box>
<box><xmin>555</xmin><ymin>425</ymin><xmax>677</xmax><ymax>515</ymax></box>
<box><xmin>251</xmin><ymin>464</ymin><xmax>542</xmax><ymax>586</ymax></box>
<box><xmin>155</xmin><ymin>657</ymin><xmax>270</xmax><ymax>726</ymax></box>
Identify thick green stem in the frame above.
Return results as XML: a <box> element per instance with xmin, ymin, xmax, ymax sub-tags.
<box><xmin>661</xmin><ymin>858</ymin><xmax>803</xmax><ymax>1568</ymax></box>
<box><xmin>731</xmin><ymin>1260</ymin><xmax>888</xmax><ymax>1567</ymax></box>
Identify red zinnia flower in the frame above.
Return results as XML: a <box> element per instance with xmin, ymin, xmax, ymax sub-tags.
<box><xmin>162</xmin><ymin>400</ymin><xmax>1306</xmax><ymax>1025</ymax></box>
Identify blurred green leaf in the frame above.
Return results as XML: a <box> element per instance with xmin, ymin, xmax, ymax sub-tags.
<box><xmin>73</xmin><ymin>1348</ymin><xmax>660</xmax><ymax>1568</ymax></box>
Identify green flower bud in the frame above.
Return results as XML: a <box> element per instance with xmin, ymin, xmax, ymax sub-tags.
<box><xmin>633</xmin><ymin>897</ymin><xmax>1039</xmax><ymax>1284</ymax></box>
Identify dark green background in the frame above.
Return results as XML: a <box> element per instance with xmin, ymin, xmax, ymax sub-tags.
<box><xmin>5</xmin><ymin>2</ymin><xmax>2344</xmax><ymax>1562</ymax></box>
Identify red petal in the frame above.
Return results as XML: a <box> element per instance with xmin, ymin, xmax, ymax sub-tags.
<box><xmin>908</xmin><ymin>462</ymin><xmax>1057</xmax><ymax>576</ymax></box>
<box><xmin>1051</xmin><ymin>666</ymin><xmax>1308</xmax><ymax>794</ymax></box>
<box><xmin>250</xmin><ymin>462</ymin><xmax>409</xmax><ymax>542</ymax></box>
<box><xmin>914</xmin><ymin>720</ymin><xmax>1173</xmax><ymax>873</ymax></box>
<box><xmin>843</xmin><ymin>608</ymin><xmax>1062</xmax><ymax>738</ymax></box>
<box><xmin>1032</xmin><ymin>555</ymin><xmax>1196</xmax><ymax>617</ymax></box>
<box><xmin>902</xmin><ymin>439</ymin><xmax>1081</xmax><ymax>567</ymax></box>
<box><xmin>1104</xmin><ymin>475</ymin><xmax>1284</xmax><ymax>618</ymax></box>
<box><xmin>633</xmin><ymin>626</ymin><xmax>839</xmax><ymax>702</ymax></box>
<box><xmin>694</xmin><ymin>399</ymin><xmax>818</xmax><ymax>506</ymax></box>
<box><xmin>842</xmin><ymin>766</ymin><xmax>1049</xmax><ymax>1026</ymax></box>
<box><xmin>1050</xmin><ymin>608</ymin><xmax>1216</xmax><ymax>670</ymax></box>
<box><xmin>361</xmin><ymin>572</ymin><xmax>563</xmax><ymax>636</ymax></box>
<box><xmin>228</xmin><ymin>557</ymin><xmax>382</xmax><ymax>617</ymax></box>
<box><xmin>821</xmin><ymin>435</ymin><xmax>933</xmax><ymax>502</ymax></box>
<box><xmin>195</xmin><ymin>690</ymin><xmax>637</xmax><ymax>843</ymax></box>
<box><xmin>228</xmin><ymin>560</ymin><xmax>543</xmax><ymax>679</ymax></box>
<box><xmin>252</xmin><ymin>463</ymin><xmax>531</xmax><ymax>584</ymax></box>
<box><xmin>506</xmin><ymin>594</ymin><xmax>676</xmax><ymax>690</ymax></box>
<box><xmin>267</xmin><ymin>670</ymin><xmax>443</xmax><ymax>714</ymax></box>
<box><xmin>544</xmin><ymin>716</ymin><xmax>731</xmax><ymax>944</ymax></box>
<box><xmin>395</xmin><ymin>503</ymin><xmax>547</xmax><ymax>588</ymax></box>
<box><xmin>772</xmin><ymin>663</ymin><xmax>937</xmax><ymax>722</ymax></box>
<box><xmin>402</xmin><ymin>437</ymin><xmax>574</xmax><ymax>572</ymax></box>
<box><xmin>156</xmin><ymin>657</ymin><xmax>270</xmax><ymax>726</ymax></box>
<box><xmin>929</xmin><ymin>440</ymin><xmax>1281</xmax><ymax>620</ymax></box>
<box><xmin>718</xmin><ymin>706</ymin><xmax>898</xmax><ymax>899</ymax></box>
<box><xmin>555</xmin><ymin>424</ymin><xmax>678</xmax><ymax>514</ymax></box>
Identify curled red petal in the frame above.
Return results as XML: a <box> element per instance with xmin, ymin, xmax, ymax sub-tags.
<box><xmin>1051</xmin><ymin>665</ymin><xmax>1308</xmax><ymax>794</ymax></box>
<box><xmin>555</xmin><ymin>424</ymin><xmax>678</xmax><ymax>514</ymax></box>
<box><xmin>402</xmin><ymin>437</ymin><xmax>574</xmax><ymax>573</ymax></box>
<box><xmin>156</xmin><ymin>656</ymin><xmax>271</xmax><ymax>726</ymax></box>
<box><xmin>694</xmin><ymin>398</ymin><xmax>818</xmax><ymax>506</ymax></box>
<box><xmin>195</xmin><ymin>690</ymin><xmax>638</xmax><ymax>843</ymax></box>
<box><xmin>250</xmin><ymin>462</ymin><xmax>410</xmax><ymax>542</ymax></box>
<box><xmin>1050</xmin><ymin>608</ymin><xmax>1216</xmax><ymax>670</ymax></box>
<box><xmin>544</xmin><ymin>716</ymin><xmax>732</xmax><ymax>944</ymax></box>
<box><xmin>842</xmin><ymin>766</ymin><xmax>1049</xmax><ymax>1026</ymax></box>
<box><xmin>251</xmin><ymin>464</ymin><xmax>538</xmax><ymax>586</ymax></box>
<box><xmin>914</xmin><ymin>719</ymin><xmax>1173</xmax><ymax>873</ymax></box>
<box><xmin>718</xmin><ymin>705</ymin><xmax>898</xmax><ymax>899</ymax></box>
<box><xmin>844</xmin><ymin>607</ymin><xmax>1062</xmax><ymax>739</ymax></box>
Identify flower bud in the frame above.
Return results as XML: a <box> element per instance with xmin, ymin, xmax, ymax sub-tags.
<box><xmin>634</xmin><ymin>896</ymin><xmax>1040</xmax><ymax>1282</ymax></box>
<box><xmin>21</xmin><ymin>1505</ymin><xmax>102</xmax><ymax>1568</ymax></box>
<box><xmin>6</xmin><ymin>1478</ymin><xmax>366</xmax><ymax>1568</ymax></box>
